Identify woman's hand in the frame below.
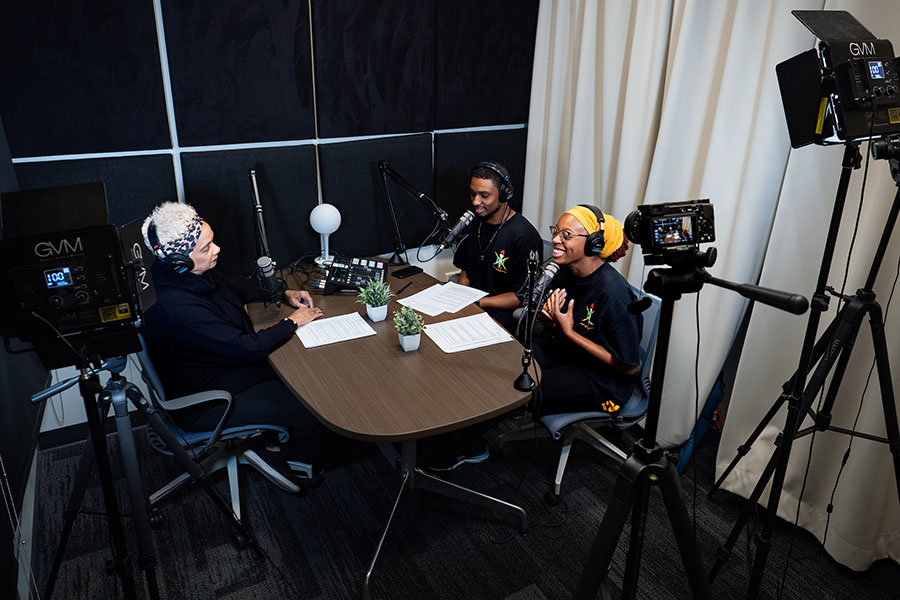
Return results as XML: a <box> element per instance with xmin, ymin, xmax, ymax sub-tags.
<box><xmin>542</xmin><ymin>288</ymin><xmax>575</xmax><ymax>335</ymax></box>
<box><xmin>287</xmin><ymin>305</ymin><xmax>324</xmax><ymax>327</ymax></box>
<box><xmin>285</xmin><ymin>289</ymin><xmax>314</xmax><ymax>309</ymax></box>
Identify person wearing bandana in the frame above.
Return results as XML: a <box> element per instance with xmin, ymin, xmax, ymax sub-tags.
<box><xmin>533</xmin><ymin>206</ymin><xmax>642</xmax><ymax>415</ymax></box>
<box><xmin>452</xmin><ymin>161</ymin><xmax>542</xmax><ymax>333</ymax></box>
<box><xmin>140</xmin><ymin>202</ymin><xmax>324</xmax><ymax>480</ymax></box>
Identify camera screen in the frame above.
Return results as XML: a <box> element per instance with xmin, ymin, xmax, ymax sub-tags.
<box><xmin>44</xmin><ymin>266</ymin><xmax>73</xmax><ymax>288</ymax></box>
<box><xmin>651</xmin><ymin>216</ymin><xmax>694</xmax><ymax>247</ymax></box>
<box><xmin>869</xmin><ymin>60</ymin><xmax>885</xmax><ymax>79</ymax></box>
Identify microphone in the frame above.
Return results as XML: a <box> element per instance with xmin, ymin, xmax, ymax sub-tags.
<box><xmin>513</xmin><ymin>261</ymin><xmax>560</xmax><ymax>320</ymax></box>
<box><xmin>256</xmin><ymin>256</ymin><xmax>284</xmax><ymax>307</ymax></box>
<box><xmin>438</xmin><ymin>210</ymin><xmax>475</xmax><ymax>251</ymax></box>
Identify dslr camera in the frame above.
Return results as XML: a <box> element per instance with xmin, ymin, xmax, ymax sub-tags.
<box><xmin>624</xmin><ymin>199</ymin><xmax>715</xmax><ymax>256</ymax></box>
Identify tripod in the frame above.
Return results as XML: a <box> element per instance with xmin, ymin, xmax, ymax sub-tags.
<box><xmin>574</xmin><ymin>247</ymin><xmax>808</xmax><ymax>600</ymax></box>
<box><xmin>41</xmin><ymin>356</ymin><xmax>260</xmax><ymax>600</ymax></box>
<box><xmin>708</xmin><ymin>147</ymin><xmax>900</xmax><ymax>597</ymax></box>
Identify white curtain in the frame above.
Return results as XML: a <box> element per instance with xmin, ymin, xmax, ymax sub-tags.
<box><xmin>523</xmin><ymin>0</ymin><xmax>900</xmax><ymax>569</ymax></box>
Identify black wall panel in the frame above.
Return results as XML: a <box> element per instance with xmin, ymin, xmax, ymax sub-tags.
<box><xmin>14</xmin><ymin>155</ymin><xmax>177</xmax><ymax>228</ymax></box>
<box><xmin>434</xmin><ymin>128</ymin><xmax>529</xmax><ymax>219</ymax></box>
<box><xmin>318</xmin><ymin>135</ymin><xmax>434</xmax><ymax>258</ymax></box>
<box><xmin>435</xmin><ymin>0</ymin><xmax>539</xmax><ymax>129</ymax></box>
<box><xmin>181</xmin><ymin>147</ymin><xmax>319</xmax><ymax>275</ymax></box>
<box><xmin>162</xmin><ymin>1</ymin><xmax>316</xmax><ymax>147</ymax></box>
<box><xmin>0</xmin><ymin>2</ymin><xmax>170</xmax><ymax>158</ymax></box>
<box><xmin>313</xmin><ymin>0</ymin><xmax>435</xmax><ymax>138</ymax></box>
<box><xmin>0</xmin><ymin>115</ymin><xmax>16</xmax><ymax>195</ymax></box>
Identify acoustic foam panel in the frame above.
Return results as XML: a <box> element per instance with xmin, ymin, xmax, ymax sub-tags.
<box><xmin>162</xmin><ymin>0</ymin><xmax>316</xmax><ymax>147</ymax></box>
<box><xmin>13</xmin><ymin>155</ymin><xmax>177</xmax><ymax>228</ymax></box>
<box><xmin>0</xmin><ymin>3</ymin><xmax>170</xmax><ymax>158</ymax></box>
<box><xmin>434</xmin><ymin>128</ymin><xmax>529</xmax><ymax>219</ymax></box>
<box><xmin>435</xmin><ymin>0</ymin><xmax>539</xmax><ymax>129</ymax></box>
<box><xmin>312</xmin><ymin>0</ymin><xmax>435</xmax><ymax>139</ymax></box>
<box><xmin>318</xmin><ymin>134</ymin><xmax>434</xmax><ymax>258</ymax></box>
<box><xmin>0</xmin><ymin>116</ymin><xmax>16</xmax><ymax>196</ymax></box>
<box><xmin>180</xmin><ymin>146</ymin><xmax>319</xmax><ymax>276</ymax></box>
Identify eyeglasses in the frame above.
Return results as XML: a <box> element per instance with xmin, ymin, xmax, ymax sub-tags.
<box><xmin>549</xmin><ymin>226</ymin><xmax>589</xmax><ymax>242</ymax></box>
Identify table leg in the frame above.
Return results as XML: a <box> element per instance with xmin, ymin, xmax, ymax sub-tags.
<box><xmin>363</xmin><ymin>469</ymin><xmax>409</xmax><ymax>600</ymax></box>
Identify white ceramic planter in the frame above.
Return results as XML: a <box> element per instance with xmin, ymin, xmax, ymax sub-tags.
<box><xmin>398</xmin><ymin>332</ymin><xmax>421</xmax><ymax>352</ymax></box>
<box><xmin>366</xmin><ymin>303</ymin><xmax>388</xmax><ymax>322</ymax></box>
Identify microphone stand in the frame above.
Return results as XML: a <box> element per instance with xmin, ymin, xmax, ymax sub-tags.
<box><xmin>249</xmin><ymin>169</ymin><xmax>285</xmax><ymax>306</ymax></box>
<box><xmin>514</xmin><ymin>250</ymin><xmax>540</xmax><ymax>392</ymax></box>
<box><xmin>378</xmin><ymin>160</ymin><xmax>448</xmax><ymax>267</ymax></box>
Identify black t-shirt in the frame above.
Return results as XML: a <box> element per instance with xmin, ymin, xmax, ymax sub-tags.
<box><xmin>541</xmin><ymin>262</ymin><xmax>642</xmax><ymax>406</ymax></box>
<box><xmin>452</xmin><ymin>212</ymin><xmax>543</xmax><ymax>297</ymax></box>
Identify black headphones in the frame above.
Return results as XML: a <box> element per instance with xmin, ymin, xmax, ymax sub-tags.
<box><xmin>577</xmin><ymin>204</ymin><xmax>606</xmax><ymax>256</ymax></box>
<box><xmin>147</xmin><ymin>220</ymin><xmax>194</xmax><ymax>275</ymax></box>
<box><xmin>473</xmin><ymin>161</ymin><xmax>514</xmax><ymax>202</ymax></box>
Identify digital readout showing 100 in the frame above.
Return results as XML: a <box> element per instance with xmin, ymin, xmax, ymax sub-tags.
<box><xmin>44</xmin><ymin>267</ymin><xmax>73</xmax><ymax>288</ymax></box>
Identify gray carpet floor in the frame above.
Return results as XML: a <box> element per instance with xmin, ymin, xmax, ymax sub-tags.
<box><xmin>27</xmin><ymin>420</ymin><xmax>900</xmax><ymax>599</ymax></box>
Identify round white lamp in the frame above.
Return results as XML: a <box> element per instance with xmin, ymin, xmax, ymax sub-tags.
<box><xmin>309</xmin><ymin>203</ymin><xmax>341</xmax><ymax>265</ymax></box>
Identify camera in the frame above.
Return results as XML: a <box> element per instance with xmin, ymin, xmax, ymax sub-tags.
<box><xmin>871</xmin><ymin>134</ymin><xmax>900</xmax><ymax>160</ymax></box>
<box><xmin>624</xmin><ymin>199</ymin><xmax>715</xmax><ymax>255</ymax></box>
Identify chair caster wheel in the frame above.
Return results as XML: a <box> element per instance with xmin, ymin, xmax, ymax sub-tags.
<box><xmin>543</xmin><ymin>490</ymin><xmax>562</xmax><ymax>507</ymax></box>
<box><xmin>149</xmin><ymin>510</ymin><xmax>165</xmax><ymax>528</ymax></box>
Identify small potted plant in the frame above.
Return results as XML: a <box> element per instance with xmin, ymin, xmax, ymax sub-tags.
<box><xmin>357</xmin><ymin>279</ymin><xmax>393</xmax><ymax>322</ymax></box>
<box><xmin>393</xmin><ymin>305</ymin><xmax>425</xmax><ymax>351</ymax></box>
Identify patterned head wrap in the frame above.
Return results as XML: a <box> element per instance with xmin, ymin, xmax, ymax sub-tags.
<box><xmin>141</xmin><ymin>202</ymin><xmax>205</xmax><ymax>257</ymax></box>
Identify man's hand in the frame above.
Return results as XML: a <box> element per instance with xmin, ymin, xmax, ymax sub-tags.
<box><xmin>285</xmin><ymin>289</ymin><xmax>314</xmax><ymax>308</ymax></box>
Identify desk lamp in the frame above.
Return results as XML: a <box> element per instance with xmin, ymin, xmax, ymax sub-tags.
<box><xmin>309</xmin><ymin>203</ymin><xmax>341</xmax><ymax>266</ymax></box>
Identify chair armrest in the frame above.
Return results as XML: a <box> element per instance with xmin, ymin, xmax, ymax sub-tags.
<box><xmin>158</xmin><ymin>390</ymin><xmax>232</xmax><ymax>411</ymax></box>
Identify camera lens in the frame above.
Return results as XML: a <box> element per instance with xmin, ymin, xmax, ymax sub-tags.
<box><xmin>870</xmin><ymin>135</ymin><xmax>900</xmax><ymax>160</ymax></box>
<box><xmin>623</xmin><ymin>210</ymin><xmax>642</xmax><ymax>245</ymax></box>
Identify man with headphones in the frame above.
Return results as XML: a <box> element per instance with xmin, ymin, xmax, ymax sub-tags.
<box><xmin>533</xmin><ymin>205</ymin><xmax>642</xmax><ymax>415</ymax></box>
<box><xmin>140</xmin><ymin>201</ymin><xmax>325</xmax><ymax>485</ymax></box>
<box><xmin>452</xmin><ymin>161</ymin><xmax>542</xmax><ymax>332</ymax></box>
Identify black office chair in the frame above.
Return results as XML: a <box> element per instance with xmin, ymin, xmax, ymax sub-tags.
<box><xmin>134</xmin><ymin>335</ymin><xmax>313</xmax><ymax>522</ymax></box>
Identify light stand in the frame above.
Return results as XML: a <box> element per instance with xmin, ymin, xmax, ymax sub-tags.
<box><xmin>309</xmin><ymin>203</ymin><xmax>341</xmax><ymax>266</ymax></box>
<box><xmin>574</xmin><ymin>248</ymin><xmax>808</xmax><ymax>600</ymax></box>
<box><xmin>707</xmin><ymin>149</ymin><xmax>900</xmax><ymax>598</ymax></box>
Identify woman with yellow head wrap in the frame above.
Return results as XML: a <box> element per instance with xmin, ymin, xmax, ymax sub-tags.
<box><xmin>531</xmin><ymin>205</ymin><xmax>641</xmax><ymax>416</ymax></box>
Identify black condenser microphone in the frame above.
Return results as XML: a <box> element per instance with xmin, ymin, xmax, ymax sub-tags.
<box><xmin>513</xmin><ymin>261</ymin><xmax>560</xmax><ymax>320</ymax></box>
<box><xmin>256</xmin><ymin>256</ymin><xmax>284</xmax><ymax>307</ymax></box>
<box><xmin>438</xmin><ymin>210</ymin><xmax>475</xmax><ymax>251</ymax></box>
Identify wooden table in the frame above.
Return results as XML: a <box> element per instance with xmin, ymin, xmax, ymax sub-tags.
<box><xmin>246</xmin><ymin>267</ymin><xmax>533</xmax><ymax>599</ymax></box>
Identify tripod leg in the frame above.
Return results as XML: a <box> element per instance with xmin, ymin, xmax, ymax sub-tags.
<box><xmin>44</xmin><ymin>430</ymin><xmax>97</xmax><ymax>599</ymax></box>
<box><xmin>573</xmin><ymin>455</ymin><xmax>641</xmax><ymax>600</ymax></box>
<box><xmin>621</xmin><ymin>477</ymin><xmax>652</xmax><ymax>600</ymax></box>
<box><xmin>868</xmin><ymin>306</ymin><xmax>900</xmax><ymax>506</ymax></box>
<box><xmin>708</xmin><ymin>444</ymin><xmax>780</xmax><ymax>582</ymax></box>
<box><xmin>78</xmin><ymin>374</ymin><xmax>139</xmax><ymax>599</ymax></box>
<box><xmin>106</xmin><ymin>383</ymin><xmax>161</xmax><ymax>600</ymax></box>
<box><xmin>657</xmin><ymin>460</ymin><xmax>711</xmax><ymax>599</ymax></box>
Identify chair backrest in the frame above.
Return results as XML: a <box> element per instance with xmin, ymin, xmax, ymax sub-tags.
<box><xmin>617</xmin><ymin>287</ymin><xmax>662</xmax><ymax>422</ymax></box>
<box><xmin>135</xmin><ymin>333</ymin><xmax>168</xmax><ymax>406</ymax></box>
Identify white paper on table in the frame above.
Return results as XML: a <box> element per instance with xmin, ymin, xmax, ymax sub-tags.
<box><xmin>397</xmin><ymin>282</ymin><xmax>487</xmax><ymax>316</ymax></box>
<box><xmin>295</xmin><ymin>312</ymin><xmax>377</xmax><ymax>348</ymax></box>
<box><xmin>423</xmin><ymin>312</ymin><xmax>513</xmax><ymax>353</ymax></box>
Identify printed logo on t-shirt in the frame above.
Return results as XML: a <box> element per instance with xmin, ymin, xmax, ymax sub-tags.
<box><xmin>493</xmin><ymin>250</ymin><xmax>509</xmax><ymax>273</ymax></box>
<box><xmin>579</xmin><ymin>303</ymin><xmax>595</xmax><ymax>331</ymax></box>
